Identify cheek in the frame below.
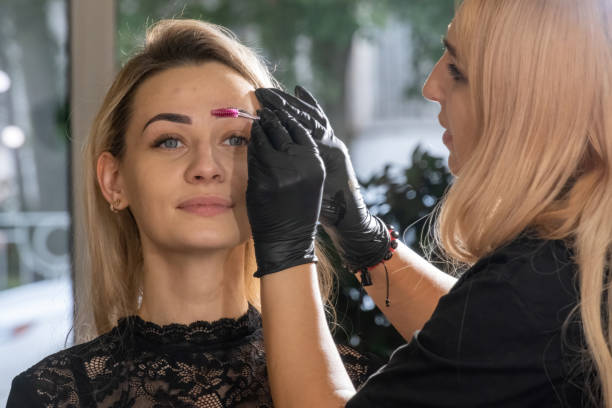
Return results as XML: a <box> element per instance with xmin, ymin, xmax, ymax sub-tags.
<box><xmin>122</xmin><ymin>159</ymin><xmax>177</xmax><ymax>214</ymax></box>
<box><xmin>448</xmin><ymin>96</ymin><xmax>475</xmax><ymax>155</ymax></box>
<box><xmin>457</xmin><ymin>113</ymin><xmax>477</xmax><ymax>159</ymax></box>
<box><xmin>227</xmin><ymin>151</ymin><xmax>249</xmax><ymax>196</ymax></box>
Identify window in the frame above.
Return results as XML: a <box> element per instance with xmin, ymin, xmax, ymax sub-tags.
<box><xmin>0</xmin><ymin>1</ymin><xmax>71</xmax><ymax>404</ymax></box>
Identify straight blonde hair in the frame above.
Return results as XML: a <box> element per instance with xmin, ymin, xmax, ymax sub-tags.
<box><xmin>80</xmin><ymin>19</ymin><xmax>334</xmax><ymax>337</ymax></box>
<box><xmin>436</xmin><ymin>1</ymin><xmax>612</xmax><ymax>405</ymax></box>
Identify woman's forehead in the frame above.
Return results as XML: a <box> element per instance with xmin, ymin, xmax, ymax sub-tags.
<box><xmin>131</xmin><ymin>62</ymin><xmax>257</xmax><ymax>121</ymax></box>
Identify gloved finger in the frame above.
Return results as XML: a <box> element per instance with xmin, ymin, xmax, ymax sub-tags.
<box><xmin>256</xmin><ymin>88</ymin><xmax>325</xmax><ymax>129</ymax></box>
<box><xmin>247</xmin><ymin>143</ymin><xmax>273</xmax><ymax>186</ymax></box>
<box><xmin>294</xmin><ymin>85</ymin><xmax>323</xmax><ymax>112</ymax></box>
<box><xmin>246</xmin><ymin>145</ymin><xmax>265</xmax><ymax>181</ymax></box>
<box><xmin>268</xmin><ymin>93</ymin><xmax>326</xmax><ymax>140</ymax></box>
<box><xmin>249</xmin><ymin>120</ymin><xmax>279</xmax><ymax>163</ymax></box>
<box><xmin>276</xmin><ymin>108</ymin><xmax>327</xmax><ymax>142</ymax></box>
<box><xmin>255</xmin><ymin>88</ymin><xmax>287</xmax><ymax>110</ymax></box>
<box><xmin>268</xmin><ymin>88</ymin><xmax>326</xmax><ymax>125</ymax></box>
<box><xmin>275</xmin><ymin>109</ymin><xmax>317</xmax><ymax>150</ymax></box>
<box><xmin>255</xmin><ymin>88</ymin><xmax>307</xmax><ymax>120</ymax></box>
<box><xmin>258</xmin><ymin>108</ymin><xmax>293</xmax><ymax>152</ymax></box>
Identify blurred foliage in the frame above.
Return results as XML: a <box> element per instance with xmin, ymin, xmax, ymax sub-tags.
<box><xmin>391</xmin><ymin>1</ymin><xmax>459</xmax><ymax>98</ymax></box>
<box><xmin>362</xmin><ymin>146</ymin><xmax>453</xmax><ymax>240</ymax></box>
<box><xmin>117</xmin><ymin>0</ymin><xmax>455</xmax><ymax>135</ymax></box>
<box><xmin>331</xmin><ymin>146</ymin><xmax>453</xmax><ymax>357</ymax></box>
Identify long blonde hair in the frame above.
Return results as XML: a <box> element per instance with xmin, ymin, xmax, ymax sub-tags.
<box><xmin>436</xmin><ymin>0</ymin><xmax>612</xmax><ymax>405</ymax></box>
<box><xmin>81</xmin><ymin>19</ymin><xmax>334</xmax><ymax>336</ymax></box>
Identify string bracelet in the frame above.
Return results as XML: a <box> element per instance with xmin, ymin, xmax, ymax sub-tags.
<box><xmin>354</xmin><ymin>225</ymin><xmax>399</xmax><ymax>307</ymax></box>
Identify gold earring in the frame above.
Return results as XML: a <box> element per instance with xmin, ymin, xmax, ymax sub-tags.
<box><xmin>109</xmin><ymin>198</ymin><xmax>121</xmax><ymax>213</ymax></box>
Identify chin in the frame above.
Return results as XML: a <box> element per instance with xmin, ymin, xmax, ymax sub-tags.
<box><xmin>186</xmin><ymin>229</ymin><xmax>246</xmax><ymax>248</ymax></box>
<box><xmin>173</xmin><ymin>238</ymin><xmax>243</xmax><ymax>253</ymax></box>
<box><xmin>156</xmin><ymin>211</ymin><xmax>251</xmax><ymax>250</ymax></box>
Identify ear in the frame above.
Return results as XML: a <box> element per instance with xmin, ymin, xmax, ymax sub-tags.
<box><xmin>97</xmin><ymin>151</ymin><xmax>128</xmax><ymax>210</ymax></box>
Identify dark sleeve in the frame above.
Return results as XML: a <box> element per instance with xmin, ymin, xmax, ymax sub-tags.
<box><xmin>346</xmin><ymin>254</ymin><xmax>574</xmax><ymax>408</ymax></box>
<box><xmin>6</xmin><ymin>373</ymin><xmax>44</xmax><ymax>408</ymax></box>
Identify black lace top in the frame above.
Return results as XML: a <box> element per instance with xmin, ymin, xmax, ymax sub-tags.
<box><xmin>7</xmin><ymin>305</ymin><xmax>376</xmax><ymax>407</ymax></box>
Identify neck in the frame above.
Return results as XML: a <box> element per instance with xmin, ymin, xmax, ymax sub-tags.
<box><xmin>138</xmin><ymin>242</ymin><xmax>249</xmax><ymax>326</ymax></box>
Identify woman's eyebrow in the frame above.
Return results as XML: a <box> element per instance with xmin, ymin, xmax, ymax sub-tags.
<box><xmin>143</xmin><ymin>113</ymin><xmax>192</xmax><ymax>131</ymax></box>
<box><xmin>442</xmin><ymin>37</ymin><xmax>458</xmax><ymax>59</ymax></box>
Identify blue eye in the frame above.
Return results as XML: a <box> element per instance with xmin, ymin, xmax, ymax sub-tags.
<box><xmin>153</xmin><ymin>136</ymin><xmax>184</xmax><ymax>149</ymax></box>
<box><xmin>224</xmin><ymin>135</ymin><xmax>249</xmax><ymax>146</ymax></box>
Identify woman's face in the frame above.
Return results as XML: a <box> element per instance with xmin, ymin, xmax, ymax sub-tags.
<box><xmin>110</xmin><ymin>62</ymin><xmax>258</xmax><ymax>253</ymax></box>
<box><xmin>422</xmin><ymin>23</ymin><xmax>477</xmax><ymax>175</ymax></box>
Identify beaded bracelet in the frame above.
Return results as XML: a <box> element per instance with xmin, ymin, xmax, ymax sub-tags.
<box><xmin>353</xmin><ymin>225</ymin><xmax>400</xmax><ymax>306</ymax></box>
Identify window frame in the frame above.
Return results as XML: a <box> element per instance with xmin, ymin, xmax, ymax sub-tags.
<box><xmin>69</xmin><ymin>0</ymin><xmax>116</xmax><ymax>342</ymax></box>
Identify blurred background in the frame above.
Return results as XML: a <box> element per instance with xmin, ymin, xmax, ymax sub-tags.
<box><xmin>0</xmin><ymin>0</ymin><xmax>456</xmax><ymax>403</ymax></box>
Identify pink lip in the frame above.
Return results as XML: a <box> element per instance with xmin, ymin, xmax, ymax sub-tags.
<box><xmin>442</xmin><ymin>130</ymin><xmax>453</xmax><ymax>147</ymax></box>
<box><xmin>177</xmin><ymin>196</ymin><xmax>233</xmax><ymax>217</ymax></box>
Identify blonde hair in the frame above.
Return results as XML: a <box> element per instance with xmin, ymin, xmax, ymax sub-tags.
<box><xmin>435</xmin><ymin>0</ymin><xmax>612</xmax><ymax>405</ymax></box>
<box><xmin>82</xmin><ymin>19</ymin><xmax>334</xmax><ymax>336</ymax></box>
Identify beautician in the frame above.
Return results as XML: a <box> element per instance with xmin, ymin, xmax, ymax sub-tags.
<box><xmin>245</xmin><ymin>0</ymin><xmax>612</xmax><ymax>406</ymax></box>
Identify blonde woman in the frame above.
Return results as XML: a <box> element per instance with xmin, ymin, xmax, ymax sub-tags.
<box><xmin>6</xmin><ymin>19</ymin><xmax>375</xmax><ymax>407</ymax></box>
<box><xmin>247</xmin><ymin>0</ymin><xmax>612</xmax><ymax>406</ymax></box>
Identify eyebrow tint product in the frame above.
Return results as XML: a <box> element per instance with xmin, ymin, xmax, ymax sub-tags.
<box><xmin>211</xmin><ymin>108</ymin><xmax>260</xmax><ymax>120</ymax></box>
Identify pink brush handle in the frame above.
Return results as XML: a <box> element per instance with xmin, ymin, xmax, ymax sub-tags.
<box><xmin>211</xmin><ymin>108</ymin><xmax>259</xmax><ymax>120</ymax></box>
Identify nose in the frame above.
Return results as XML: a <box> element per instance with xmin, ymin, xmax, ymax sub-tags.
<box><xmin>422</xmin><ymin>57</ymin><xmax>445</xmax><ymax>103</ymax></box>
<box><xmin>184</xmin><ymin>141</ymin><xmax>225</xmax><ymax>184</ymax></box>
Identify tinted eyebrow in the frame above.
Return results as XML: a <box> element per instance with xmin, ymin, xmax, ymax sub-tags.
<box><xmin>143</xmin><ymin>113</ymin><xmax>192</xmax><ymax>131</ymax></box>
<box><xmin>442</xmin><ymin>37</ymin><xmax>457</xmax><ymax>59</ymax></box>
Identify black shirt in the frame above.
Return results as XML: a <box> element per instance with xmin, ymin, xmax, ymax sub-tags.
<box><xmin>347</xmin><ymin>237</ymin><xmax>588</xmax><ymax>407</ymax></box>
<box><xmin>8</xmin><ymin>305</ymin><xmax>376</xmax><ymax>407</ymax></box>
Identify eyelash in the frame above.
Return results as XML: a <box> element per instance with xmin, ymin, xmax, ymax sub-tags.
<box><xmin>152</xmin><ymin>135</ymin><xmax>249</xmax><ymax>149</ymax></box>
<box><xmin>447</xmin><ymin>63</ymin><xmax>464</xmax><ymax>81</ymax></box>
<box><xmin>153</xmin><ymin>136</ymin><xmax>184</xmax><ymax>149</ymax></box>
<box><xmin>224</xmin><ymin>135</ymin><xmax>249</xmax><ymax>146</ymax></box>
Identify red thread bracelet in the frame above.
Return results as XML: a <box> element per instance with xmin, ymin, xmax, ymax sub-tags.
<box><xmin>356</xmin><ymin>225</ymin><xmax>399</xmax><ymax>306</ymax></box>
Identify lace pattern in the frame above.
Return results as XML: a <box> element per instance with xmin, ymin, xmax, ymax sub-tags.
<box><xmin>9</xmin><ymin>305</ymin><xmax>376</xmax><ymax>407</ymax></box>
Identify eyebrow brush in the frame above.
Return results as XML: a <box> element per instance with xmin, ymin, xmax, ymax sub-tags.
<box><xmin>211</xmin><ymin>108</ymin><xmax>260</xmax><ymax>120</ymax></box>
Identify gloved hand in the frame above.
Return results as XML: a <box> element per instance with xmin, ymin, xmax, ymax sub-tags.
<box><xmin>246</xmin><ymin>108</ymin><xmax>325</xmax><ymax>277</ymax></box>
<box><xmin>254</xmin><ymin>87</ymin><xmax>390</xmax><ymax>276</ymax></box>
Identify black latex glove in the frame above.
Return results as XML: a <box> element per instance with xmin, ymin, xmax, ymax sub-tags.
<box><xmin>246</xmin><ymin>108</ymin><xmax>325</xmax><ymax>277</ymax></box>
<box><xmin>254</xmin><ymin>87</ymin><xmax>389</xmax><ymax>273</ymax></box>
